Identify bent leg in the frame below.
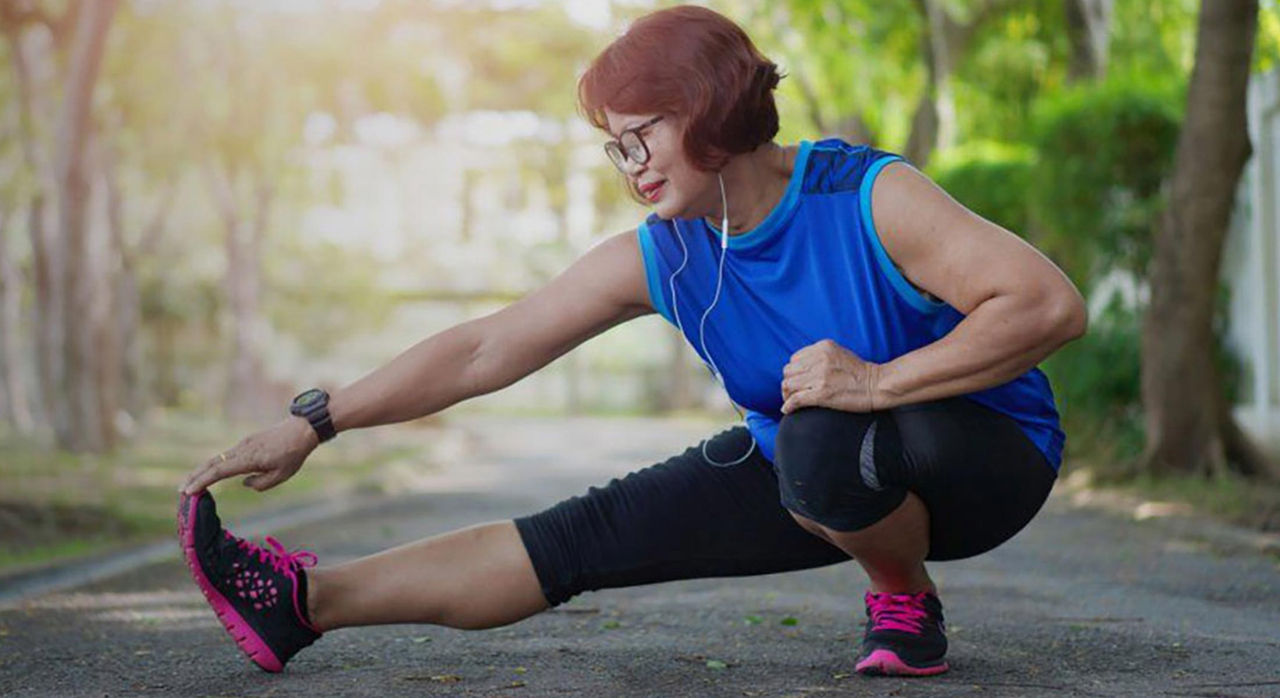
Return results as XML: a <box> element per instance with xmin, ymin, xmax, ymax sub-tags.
<box><xmin>774</xmin><ymin>407</ymin><xmax>932</xmax><ymax>593</ymax></box>
<box><xmin>308</xmin><ymin>521</ymin><xmax>547</xmax><ymax>631</ymax></box>
<box><xmin>514</xmin><ymin>426</ymin><xmax>849</xmax><ymax>608</ymax></box>
<box><xmin>773</xmin><ymin>401</ymin><xmax>1057</xmax><ymax>593</ymax></box>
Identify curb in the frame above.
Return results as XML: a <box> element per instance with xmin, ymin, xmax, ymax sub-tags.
<box><xmin>0</xmin><ymin>490</ymin><xmax>390</xmax><ymax>608</ymax></box>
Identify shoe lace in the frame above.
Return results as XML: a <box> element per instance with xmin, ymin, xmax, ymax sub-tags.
<box><xmin>228</xmin><ymin>531</ymin><xmax>318</xmax><ymax>575</ymax></box>
<box><xmin>866</xmin><ymin>592</ymin><xmax>930</xmax><ymax>634</ymax></box>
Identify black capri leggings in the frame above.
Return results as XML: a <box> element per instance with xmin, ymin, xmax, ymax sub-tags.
<box><xmin>514</xmin><ymin>397</ymin><xmax>1057</xmax><ymax>608</ymax></box>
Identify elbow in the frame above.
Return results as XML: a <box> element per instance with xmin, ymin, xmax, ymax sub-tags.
<box><xmin>1045</xmin><ymin>292</ymin><xmax>1088</xmax><ymax>343</ymax></box>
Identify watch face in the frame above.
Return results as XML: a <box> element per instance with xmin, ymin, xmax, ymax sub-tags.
<box><xmin>295</xmin><ymin>389</ymin><xmax>323</xmax><ymax>408</ymax></box>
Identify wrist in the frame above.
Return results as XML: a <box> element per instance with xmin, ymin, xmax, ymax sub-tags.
<box><xmin>290</xmin><ymin>415</ymin><xmax>320</xmax><ymax>451</ymax></box>
<box><xmin>870</xmin><ymin>360</ymin><xmax>902</xmax><ymax>410</ymax></box>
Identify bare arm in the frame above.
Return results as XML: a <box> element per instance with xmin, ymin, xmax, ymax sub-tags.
<box><xmin>183</xmin><ymin>230</ymin><xmax>653</xmax><ymax>494</ymax></box>
<box><xmin>870</xmin><ymin>161</ymin><xmax>1088</xmax><ymax>408</ymax></box>
<box><xmin>329</xmin><ymin>229</ymin><xmax>653</xmax><ymax>431</ymax></box>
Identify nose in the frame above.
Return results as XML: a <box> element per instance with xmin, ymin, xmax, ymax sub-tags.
<box><xmin>622</xmin><ymin>158</ymin><xmax>647</xmax><ymax>177</ymax></box>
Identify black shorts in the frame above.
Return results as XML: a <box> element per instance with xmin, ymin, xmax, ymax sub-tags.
<box><xmin>514</xmin><ymin>397</ymin><xmax>1057</xmax><ymax>607</ymax></box>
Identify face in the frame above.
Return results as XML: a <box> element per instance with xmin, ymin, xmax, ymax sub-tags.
<box><xmin>603</xmin><ymin>108</ymin><xmax>717</xmax><ymax>220</ymax></box>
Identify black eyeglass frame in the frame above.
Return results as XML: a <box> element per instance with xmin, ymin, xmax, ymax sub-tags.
<box><xmin>602</xmin><ymin>115</ymin><xmax>665</xmax><ymax>172</ymax></box>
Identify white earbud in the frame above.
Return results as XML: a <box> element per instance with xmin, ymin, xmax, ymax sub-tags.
<box><xmin>718</xmin><ymin>172</ymin><xmax>729</xmax><ymax>249</ymax></box>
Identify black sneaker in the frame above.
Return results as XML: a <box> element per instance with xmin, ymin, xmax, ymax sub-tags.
<box><xmin>178</xmin><ymin>491</ymin><xmax>322</xmax><ymax>672</ymax></box>
<box><xmin>855</xmin><ymin>590</ymin><xmax>949</xmax><ymax>676</ymax></box>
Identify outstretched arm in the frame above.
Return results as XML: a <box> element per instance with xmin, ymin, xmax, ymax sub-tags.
<box><xmin>183</xmin><ymin>230</ymin><xmax>653</xmax><ymax>493</ymax></box>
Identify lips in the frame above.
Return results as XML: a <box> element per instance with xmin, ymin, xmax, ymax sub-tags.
<box><xmin>640</xmin><ymin>180</ymin><xmax>666</xmax><ymax>201</ymax></box>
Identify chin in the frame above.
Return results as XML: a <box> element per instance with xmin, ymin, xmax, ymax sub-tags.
<box><xmin>653</xmin><ymin>199</ymin><xmax>683</xmax><ymax>220</ymax></box>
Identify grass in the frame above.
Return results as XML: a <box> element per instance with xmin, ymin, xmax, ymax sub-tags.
<box><xmin>0</xmin><ymin>409</ymin><xmax>445</xmax><ymax>576</ymax></box>
<box><xmin>1117</xmin><ymin>472</ymin><xmax>1280</xmax><ymax>532</ymax></box>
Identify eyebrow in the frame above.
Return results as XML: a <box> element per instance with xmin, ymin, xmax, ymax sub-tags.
<box><xmin>609</xmin><ymin>118</ymin><xmax>653</xmax><ymax>139</ymax></box>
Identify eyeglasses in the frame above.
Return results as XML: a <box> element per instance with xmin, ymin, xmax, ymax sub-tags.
<box><xmin>603</xmin><ymin>115</ymin><xmax>664</xmax><ymax>172</ymax></box>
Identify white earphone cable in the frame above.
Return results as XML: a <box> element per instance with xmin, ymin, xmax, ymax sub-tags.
<box><xmin>668</xmin><ymin>172</ymin><xmax>758</xmax><ymax>467</ymax></box>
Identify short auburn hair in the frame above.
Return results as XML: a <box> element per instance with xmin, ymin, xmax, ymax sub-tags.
<box><xmin>578</xmin><ymin>5</ymin><xmax>783</xmax><ymax>173</ymax></box>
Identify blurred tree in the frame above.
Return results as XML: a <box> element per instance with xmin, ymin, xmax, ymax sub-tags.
<box><xmin>86</xmin><ymin>1</ymin><xmax>193</xmax><ymax>434</ymax></box>
<box><xmin>1140</xmin><ymin>0</ymin><xmax>1277</xmax><ymax>480</ymax></box>
<box><xmin>186</xmin><ymin>7</ymin><xmax>315</xmax><ymax>422</ymax></box>
<box><xmin>747</xmin><ymin>0</ymin><xmax>1032</xmax><ymax>166</ymax></box>
<box><xmin>0</xmin><ymin>43</ymin><xmax>34</xmax><ymax>433</ymax></box>
<box><xmin>1064</xmin><ymin>0</ymin><xmax>1113</xmax><ymax>81</ymax></box>
<box><xmin>1</xmin><ymin>0</ymin><xmax>121</xmax><ymax>451</ymax></box>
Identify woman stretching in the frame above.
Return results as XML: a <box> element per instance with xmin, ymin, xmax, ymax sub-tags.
<box><xmin>179</xmin><ymin>4</ymin><xmax>1086</xmax><ymax>678</ymax></box>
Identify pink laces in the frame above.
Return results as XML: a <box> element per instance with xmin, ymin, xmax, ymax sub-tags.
<box><xmin>228</xmin><ymin>531</ymin><xmax>318</xmax><ymax>576</ymax></box>
<box><xmin>865</xmin><ymin>591</ymin><xmax>930</xmax><ymax>634</ymax></box>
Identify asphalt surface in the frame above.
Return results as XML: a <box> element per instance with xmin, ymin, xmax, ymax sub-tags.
<box><xmin>2</xmin><ymin>415</ymin><xmax>1279</xmax><ymax>697</ymax></box>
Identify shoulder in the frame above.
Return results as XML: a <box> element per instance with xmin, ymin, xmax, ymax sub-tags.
<box><xmin>801</xmin><ymin>138</ymin><xmax>905</xmax><ymax>196</ymax></box>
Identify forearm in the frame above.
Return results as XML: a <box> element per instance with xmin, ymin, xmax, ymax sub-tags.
<box><xmin>329</xmin><ymin>321</ymin><xmax>486</xmax><ymax>433</ymax></box>
<box><xmin>874</xmin><ymin>294</ymin><xmax>1081</xmax><ymax>409</ymax></box>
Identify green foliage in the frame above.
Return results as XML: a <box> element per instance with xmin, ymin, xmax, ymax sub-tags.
<box><xmin>955</xmin><ymin>0</ymin><xmax>1062</xmax><ymax>144</ymax></box>
<box><xmin>1042</xmin><ymin>295</ymin><xmax>1145</xmax><ymax>472</ymax></box>
<box><xmin>1258</xmin><ymin>2</ymin><xmax>1280</xmax><ymax>73</ymax></box>
<box><xmin>1110</xmin><ymin>0</ymin><xmax>1198</xmax><ymax>78</ymax></box>
<box><xmin>1044</xmin><ymin>283</ymin><xmax>1247</xmax><ymax>476</ymax></box>
<box><xmin>1030</xmin><ymin>74</ymin><xmax>1183</xmax><ymax>290</ymax></box>
<box><xmin>928</xmin><ymin>141</ymin><xmax>1036</xmax><ymax>235</ymax></box>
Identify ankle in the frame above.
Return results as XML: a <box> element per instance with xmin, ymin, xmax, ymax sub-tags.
<box><xmin>867</xmin><ymin>573</ymin><xmax>936</xmax><ymax>596</ymax></box>
<box><xmin>306</xmin><ymin>568</ymin><xmax>329</xmax><ymax>632</ymax></box>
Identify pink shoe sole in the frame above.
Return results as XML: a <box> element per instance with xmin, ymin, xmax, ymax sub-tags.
<box><xmin>855</xmin><ymin>648</ymin><xmax>949</xmax><ymax>677</ymax></box>
<box><xmin>178</xmin><ymin>493</ymin><xmax>284</xmax><ymax>672</ymax></box>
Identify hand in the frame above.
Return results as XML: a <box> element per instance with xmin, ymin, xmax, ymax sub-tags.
<box><xmin>181</xmin><ymin>417</ymin><xmax>319</xmax><ymax>495</ymax></box>
<box><xmin>780</xmin><ymin>339</ymin><xmax>883</xmax><ymax>415</ymax></box>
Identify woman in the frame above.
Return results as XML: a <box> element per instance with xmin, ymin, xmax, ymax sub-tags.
<box><xmin>178</xmin><ymin>5</ymin><xmax>1086</xmax><ymax>678</ymax></box>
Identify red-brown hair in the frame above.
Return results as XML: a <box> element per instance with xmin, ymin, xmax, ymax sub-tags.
<box><xmin>578</xmin><ymin>5</ymin><xmax>783</xmax><ymax>175</ymax></box>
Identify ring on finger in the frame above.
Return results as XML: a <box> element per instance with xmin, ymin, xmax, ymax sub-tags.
<box><xmin>218</xmin><ymin>452</ymin><xmax>227</xmax><ymax>463</ymax></box>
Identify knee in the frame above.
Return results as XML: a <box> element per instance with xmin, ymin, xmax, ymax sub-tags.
<box><xmin>775</xmin><ymin>407</ymin><xmax>882</xmax><ymax>480</ymax></box>
<box><xmin>775</xmin><ymin>407</ymin><xmax>908</xmax><ymax>533</ymax></box>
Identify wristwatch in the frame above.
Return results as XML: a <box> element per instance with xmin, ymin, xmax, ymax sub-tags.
<box><xmin>290</xmin><ymin>388</ymin><xmax>337</xmax><ymax>443</ymax></box>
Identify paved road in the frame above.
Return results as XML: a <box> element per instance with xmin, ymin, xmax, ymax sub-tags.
<box><xmin>2</xmin><ymin>415</ymin><xmax>1279</xmax><ymax>697</ymax></box>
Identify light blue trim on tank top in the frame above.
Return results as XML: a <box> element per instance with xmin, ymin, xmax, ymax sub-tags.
<box><xmin>707</xmin><ymin>141</ymin><xmax>814</xmax><ymax>251</ymax></box>
<box><xmin>857</xmin><ymin>156</ymin><xmax>949</xmax><ymax>315</ymax></box>
<box><xmin>636</xmin><ymin>221</ymin><xmax>674</xmax><ymax>324</ymax></box>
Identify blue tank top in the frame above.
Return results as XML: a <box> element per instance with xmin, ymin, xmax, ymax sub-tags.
<box><xmin>635</xmin><ymin>138</ymin><xmax>1065</xmax><ymax>470</ymax></box>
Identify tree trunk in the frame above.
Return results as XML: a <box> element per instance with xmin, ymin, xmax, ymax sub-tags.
<box><xmin>903</xmin><ymin>0</ymin><xmax>1015</xmax><ymax>166</ymax></box>
<box><xmin>0</xmin><ymin>207</ymin><xmax>34</xmax><ymax>433</ymax></box>
<box><xmin>53</xmin><ymin>0</ymin><xmax>119</xmax><ymax>452</ymax></box>
<box><xmin>209</xmin><ymin>165</ymin><xmax>273</xmax><ymax>423</ymax></box>
<box><xmin>1140</xmin><ymin>0</ymin><xmax>1278</xmax><ymax>479</ymax></box>
<box><xmin>5</xmin><ymin>20</ymin><xmax>63</xmax><ymax>436</ymax></box>
<box><xmin>903</xmin><ymin>0</ymin><xmax>953</xmax><ymax>168</ymax></box>
<box><xmin>1065</xmin><ymin>0</ymin><xmax>1113</xmax><ymax>83</ymax></box>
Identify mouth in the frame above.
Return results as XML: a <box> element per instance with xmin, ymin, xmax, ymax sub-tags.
<box><xmin>640</xmin><ymin>180</ymin><xmax>666</xmax><ymax>202</ymax></box>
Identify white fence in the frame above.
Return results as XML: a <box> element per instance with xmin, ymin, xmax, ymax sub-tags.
<box><xmin>1225</xmin><ymin>68</ymin><xmax>1280</xmax><ymax>452</ymax></box>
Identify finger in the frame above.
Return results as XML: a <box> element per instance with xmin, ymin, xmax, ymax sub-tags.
<box><xmin>784</xmin><ymin>384</ymin><xmax>821</xmax><ymax>414</ymax></box>
<box><xmin>186</xmin><ymin>455</ymin><xmax>252</xmax><ymax>495</ymax></box>
<box><xmin>182</xmin><ymin>456</ymin><xmax>222</xmax><ymax>494</ymax></box>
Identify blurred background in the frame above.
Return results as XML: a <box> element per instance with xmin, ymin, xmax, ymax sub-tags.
<box><xmin>1</xmin><ymin>0</ymin><xmax>1279</xmax><ymax>573</ymax></box>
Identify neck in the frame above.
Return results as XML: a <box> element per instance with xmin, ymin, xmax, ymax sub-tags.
<box><xmin>702</xmin><ymin>142</ymin><xmax>790</xmax><ymax>236</ymax></box>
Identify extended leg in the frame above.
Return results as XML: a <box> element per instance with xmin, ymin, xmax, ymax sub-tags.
<box><xmin>308</xmin><ymin>521</ymin><xmax>548</xmax><ymax>631</ymax></box>
<box><xmin>313</xmin><ymin>426</ymin><xmax>847</xmax><ymax>630</ymax></box>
